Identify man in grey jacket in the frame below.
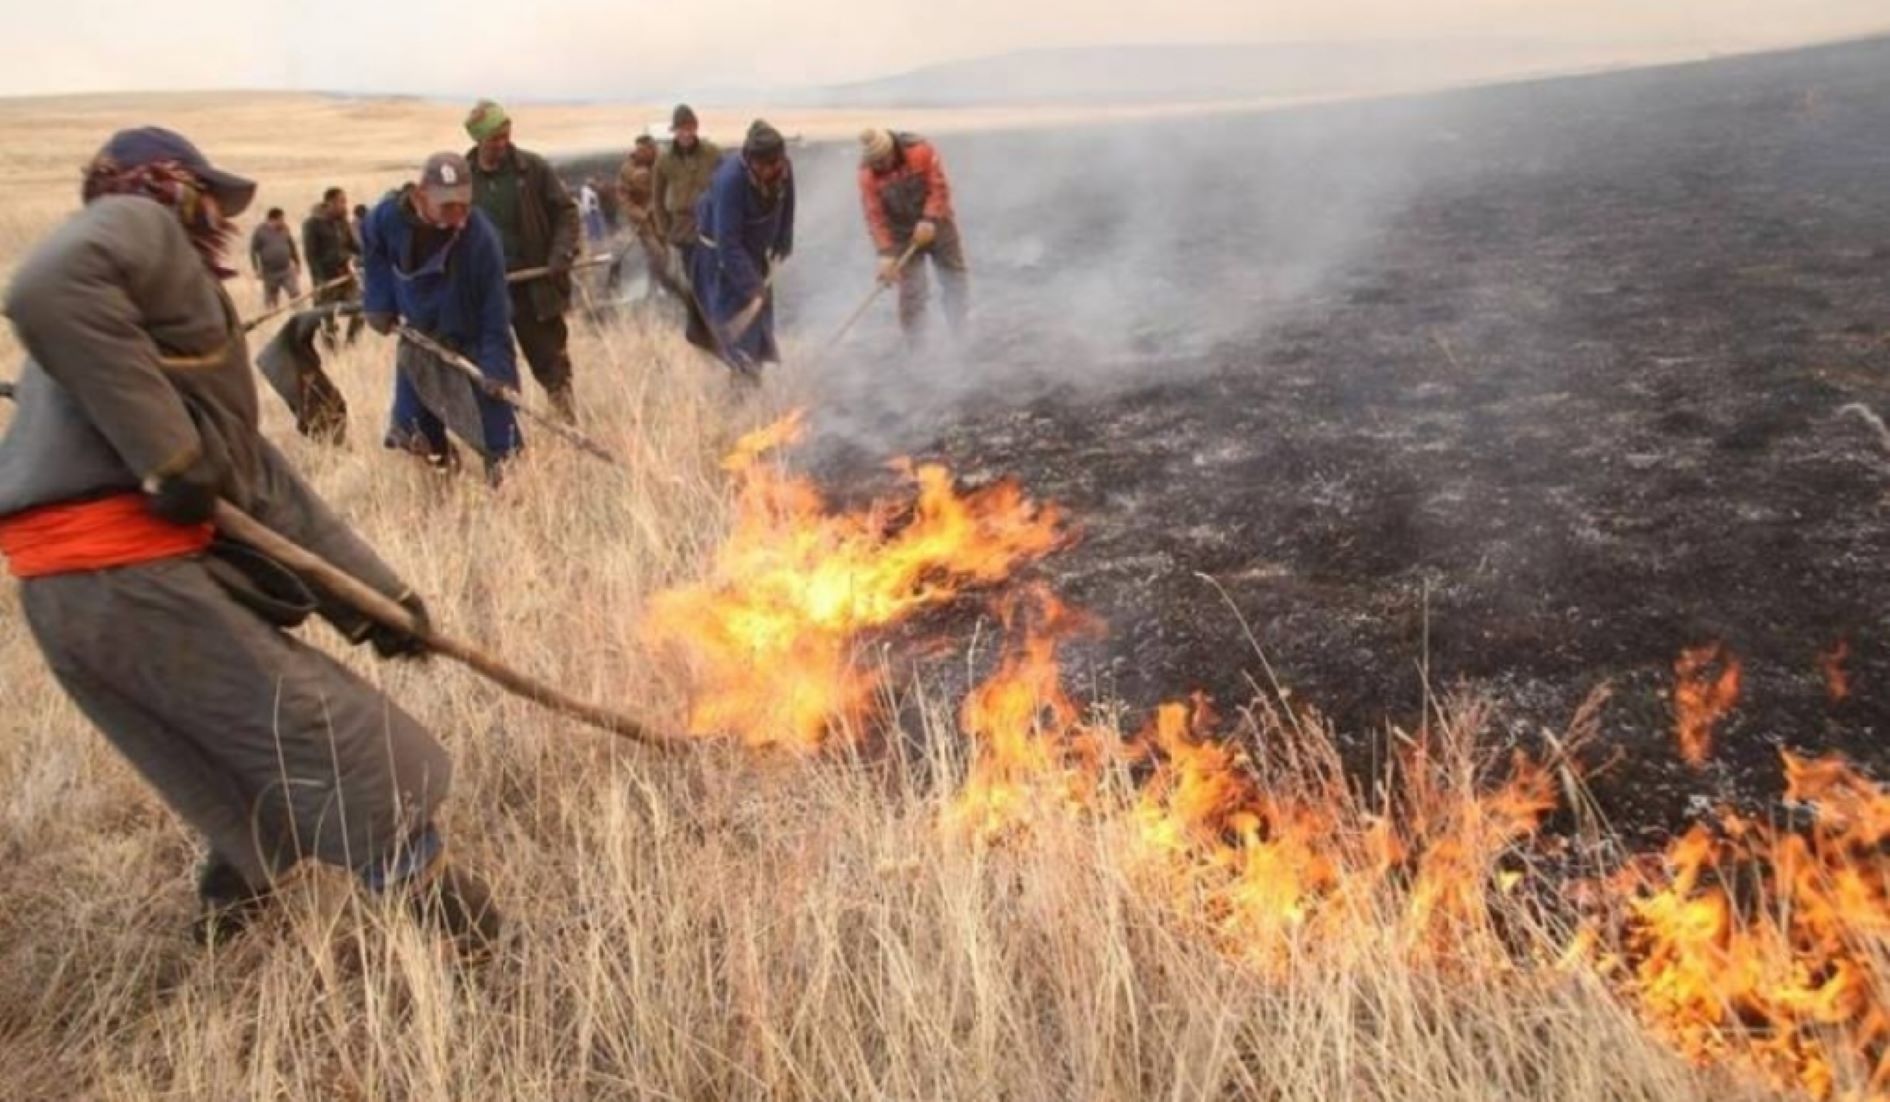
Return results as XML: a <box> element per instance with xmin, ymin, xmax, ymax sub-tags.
<box><xmin>0</xmin><ymin>128</ymin><xmax>499</xmax><ymax>953</ymax></box>
<box><xmin>247</xmin><ymin>206</ymin><xmax>301</xmax><ymax>308</ymax></box>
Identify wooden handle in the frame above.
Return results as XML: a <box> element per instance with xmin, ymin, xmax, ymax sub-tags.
<box><xmin>213</xmin><ymin>501</ymin><xmax>682</xmax><ymax>750</ymax></box>
<box><xmin>823</xmin><ymin>242</ymin><xmax>920</xmax><ymax>352</ymax></box>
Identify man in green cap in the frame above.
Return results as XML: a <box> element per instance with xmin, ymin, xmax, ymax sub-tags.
<box><xmin>652</xmin><ymin>104</ymin><xmax>721</xmax><ymax>278</ymax></box>
<box><xmin>464</xmin><ymin>99</ymin><xmax>583</xmax><ymax>423</ymax></box>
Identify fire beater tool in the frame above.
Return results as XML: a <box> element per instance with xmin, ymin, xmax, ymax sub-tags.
<box><xmin>394</xmin><ymin>325</ymin><xmax>625</xmax><ymax>467</ymax></box>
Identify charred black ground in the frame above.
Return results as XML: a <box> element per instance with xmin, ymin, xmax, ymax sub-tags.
<box><xmin>775</xmin><ymin>38</ymin><xmax>1890</xmax><ymax>842</ymax></box>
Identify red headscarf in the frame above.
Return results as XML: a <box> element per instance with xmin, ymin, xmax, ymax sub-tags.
<box><xmin>80</xmin><ymin>156</ymin><xmax>238</xmax><ymax>278</ymax></box>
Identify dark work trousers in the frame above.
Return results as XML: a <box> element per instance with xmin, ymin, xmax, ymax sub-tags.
<box><xmin>894</xmin><ymin>218</ymin><xmax>970</xmax><ymax>338</ymax></box>
<box><xmin>509</xmin><ymin>284</ymin><xmax>574</xmax><ymax>421</ymax></box>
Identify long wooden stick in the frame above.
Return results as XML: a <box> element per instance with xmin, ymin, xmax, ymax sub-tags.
<box><xmin>238</xmin><ymin>257</ymin><xmax>611</xmax><ymax>333</ymax></box>
<box><xmin>242</xmin><ymin>273</ymin><xmax>357</xmax><ymax>333</ymax></box>
<box><xmin>212</xmin><ymin>501</ymin><xmax>682</xmax><ymax>750</ymax></box>
<box><xmin>821</xmin><ymin>242</ymin><xmax>919</xmax><ymax>353</ymax></box>
<box><xmin>396</xmin><ymin>326</ymin><xmax>624</xmax><ymax>467</ymax></box>
<box><xmin>506</xmin><ymin>255</ymin><xmax>614</xmax><ymax>285</ymax></box>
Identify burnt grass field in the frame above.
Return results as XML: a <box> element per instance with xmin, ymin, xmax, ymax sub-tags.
<box><xmin>587</xmin><ymin>38</ymin><xmax>1890</xmax><ymax>841</ymax></box>
<box><xmin>782</xmin><ymin>37</ymin><xmax>1890</xmax><ymax>843</ymax></box>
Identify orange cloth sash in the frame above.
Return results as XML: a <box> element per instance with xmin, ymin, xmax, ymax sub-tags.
<box><xmin>0</xmin><ymin>494</ymin><xmax>213</xmax><ymax>578</ymax></box>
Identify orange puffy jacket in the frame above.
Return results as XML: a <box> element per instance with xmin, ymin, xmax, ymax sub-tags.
<box><xmin>858</xmin><ymin>135</ymin><xmax>955</xmax><ymax>255</ymax></box>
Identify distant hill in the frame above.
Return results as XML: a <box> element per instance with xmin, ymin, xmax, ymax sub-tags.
<box><xmin>802</xmin><ymin>40</ymin><xmax>1670</xmax><ymax>109</ymax></box>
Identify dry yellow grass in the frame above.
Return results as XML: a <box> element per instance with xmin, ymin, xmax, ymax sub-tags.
<box><xmin>0</xmin><ymin>103</ymin><xmax>1789</xmax><ymax>1101</ymax></box>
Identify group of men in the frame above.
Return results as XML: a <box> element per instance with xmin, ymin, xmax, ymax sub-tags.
<box><xmin>0</xmin><ymin>102</ymin><xmax>973</xmax><ymax>959</ymax></box>
<box><xmin>247</xmin><ymin>189</ymin><xmax>364</xmax><ymax>338</ymax></box>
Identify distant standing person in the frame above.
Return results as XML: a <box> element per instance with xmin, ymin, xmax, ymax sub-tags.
<box><xmin>578</xmin><ymin>178</ymin><xmax>606</xmax><ymax>243</ymax></box>
<box><xmin>686</xmin><ymin>121</ymin><xmax>794</xmax><ymax>375</ymax></box>
<box><xmin>248</xmin><ymin>206</ymin><xmax>302</xmax><ymax>308</ymax></box>
<box><xmin>858</xmin><ymin>129</ymin><xmax>969</xmax><ymax>340</ymax></box>
<box><xmin>463</xmin><ymin>99</ymin><xmax>583</xmax><ymax>423</ymax></box>
<box><xmin>360</xmin><ymin>152</ymin><xmax>524</xmax><ymax>485</ymax></box>
<box><xmin>617</xmin><ymin>135</ymin><xmax>659</xmax><ymax>246</ymax></box>
<box><xmin>652</xmin><ymin>105</ymin><xmax>720</xmax><ymax>277</ymax></box>
<box><xmin>303</xmin><ymin>186</ymin><xmax>363</xmax><ymax>347</ymax></box>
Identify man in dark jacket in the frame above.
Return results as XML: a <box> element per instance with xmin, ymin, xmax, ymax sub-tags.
<box><xmin>652</xmin><ymin>105</ymin><xmax>721</xmax><ymax>275</ymax></box>
<box><xmin>858</xmin><ymin>129</ymin><xmax>969</xmax><ymax>339</ymax></box>
<box><xmin>0</xmin><ymin>127</ymin><xmax>498</xmax><ymax>953</ymax></box>
<box><xmin>303</xmin><ymin>186</ymin><xmax>363</xmax><ymax>347</ymax></box>
<box><xmin>463</xmin><ymin>100</ymin><xmax>582</xmax><ymax>423</ymax></box>
<box><xmin>248</xmin><ymin>206</ymin><xmax>302</xmax><ymax>308</ymax></box>
<box><xmin>361</xmin><ymin>152</ymin><xmax>523</xmax><ymax>485</ymax></box>
<box><xmin>686</xmin><ymin>121</ymin><xmax>794</xmax><ymax>373</ymax></box>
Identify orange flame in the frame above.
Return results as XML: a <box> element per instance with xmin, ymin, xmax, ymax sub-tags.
<box><xmin>644</xmin><ymin>412</ymin><xmax>1068</xmax><ymax>749</ymax></box>
<box><xmin>1674</xmin><ymin>643</ymin><xmax>1742</xmax><ymax>768</ymax></box>
<box><xmin>1609</xmin><ymin>753</ymin><xmax>1890</xmax><ymax>1098</ymax></box>
<box><xmin>1822</xmin><ymin>640</ymin><xmax>1854</xmax><ymax>704</ymax></box>
<box><xmin>947</xmin><ymin>592</ymin><xmax>1562</xmax><ymax>972</ymax></box>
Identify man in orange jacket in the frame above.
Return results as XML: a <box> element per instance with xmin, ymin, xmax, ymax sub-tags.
<box><xmin>858</xmin><ymin>129</ymin><xmax>970</xmax><ymax>339</ymax></box>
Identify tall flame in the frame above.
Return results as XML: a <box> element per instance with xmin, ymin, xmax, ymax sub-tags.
<box><xmin>643</xmin><ymin>412</ymin><xmax>1067</xmax><ymax>748</ymax></box>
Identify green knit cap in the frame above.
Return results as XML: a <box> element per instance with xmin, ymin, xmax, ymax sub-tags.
<box><xmin>465</xmin><ymin>99</ymin><xmax>510</xmax><ymax>141</ymax></box>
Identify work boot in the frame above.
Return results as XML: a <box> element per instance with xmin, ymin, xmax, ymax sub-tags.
<box><xmin>405</xmin><ymin>861</ymin><xmax>504</xmax><ymax>960</ymax></box>
<box><xmin>194</xmin><ymin>856</ymin><xmax>274</xmax><ymax>947</ymax></box>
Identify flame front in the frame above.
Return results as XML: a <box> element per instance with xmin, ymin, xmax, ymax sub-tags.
<box><xmin>649</xmin><ymin>420</ymin><xmax>1890</xmax><ymax>1098</ymax></box>
<box><xmin>946</xmin><ymin>587</ymin><xmax>1561</xmax><ymax>971</ymax></box>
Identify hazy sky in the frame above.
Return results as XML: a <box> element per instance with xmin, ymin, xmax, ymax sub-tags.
<box><xmin>1</xmin><ymin>1</ymin><xmax>1885</xmax><ymax>99</ymax></box>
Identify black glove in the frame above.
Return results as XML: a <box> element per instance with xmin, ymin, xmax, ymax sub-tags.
<box><xmin>144</xmin><ymin>457</ymin><xmax>220</xmax><ymax>525</ymax></box>
<box><xmin>365</xmin><ymin>312</ymin><xmax>397</xmax><ymax>336</ymax></box>
<box><xmin>367</xmin><ymin>590</ymin><xmax>432</xmax><ymax>660</ymax></box>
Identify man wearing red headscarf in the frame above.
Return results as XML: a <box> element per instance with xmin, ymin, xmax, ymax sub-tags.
<box><xmin>0</xmin><ymin>127</ymin><xmax>499</xmax><ymax>955</ymax></box>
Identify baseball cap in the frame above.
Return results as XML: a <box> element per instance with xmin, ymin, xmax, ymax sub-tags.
<box><xmin>420</xmin><ymin>152</ymin><xmax>473</xmax><ymax>205</ymax></box>
<box><xmin>96</xmin><ymin>127</ymin><xmax>257</xmax><ymax>216</ymax></box>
